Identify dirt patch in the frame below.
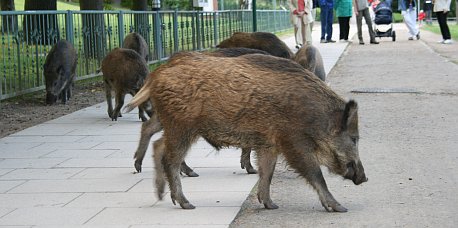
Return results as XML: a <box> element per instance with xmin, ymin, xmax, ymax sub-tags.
<box><xmin>0</xmin><ymin>80</ymin><xmax>106</xmax><ymax>138</ymax></box>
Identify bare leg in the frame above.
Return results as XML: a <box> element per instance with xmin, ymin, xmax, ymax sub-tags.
<box><xmin>241</xmin><ymin>148</ymin><xmax>257</xmax><ymax>174</ymax></box>
<box><xmin>256</xmin><ymin>148</ymin><xmax>278</xmax><ymax>209</ymax></box>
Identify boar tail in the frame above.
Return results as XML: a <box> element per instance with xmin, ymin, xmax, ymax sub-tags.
<box><xmin>123</xmin><ymin>85</ymin><xmax>151</xmax><ymax>113</ymax></box>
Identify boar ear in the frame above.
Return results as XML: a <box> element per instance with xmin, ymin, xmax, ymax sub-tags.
<box><xmin>342</xmin><ymin>100</ymin><xmax>358</xmax><ymax>131</ymax></box>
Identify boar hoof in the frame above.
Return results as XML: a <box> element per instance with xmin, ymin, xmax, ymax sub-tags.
<box><xmin>134</xmin><ymin>161</ymin><xmax>142</xmax><ymax>173</ymax></box>
<box><xmin>245</xmin><ymin>166</ymin><xmax>258</xmax><ymax>174</ymax></box>
<box><xmin>185</xmin><ymin>171</ymin><xmax>199</xmax><ymax>177</ymax></box>
<box><xmin>140</xmin><ymin>116</ymin><xmax>148</xmax><ymax>122</ymax></box>
<box><xmin>323</xmin><ymin>202</ymin><xmax>348</xmax><ymax>213</ymax></box>
<box><xmin>263</xmin><ymin>202</ymin><xmax>279</xmax><ymax>209</ymax></box>
<box><xmin>180</xmin><ymin>202</ymin><xmax>196</xmax><ymax>209</ymax></box>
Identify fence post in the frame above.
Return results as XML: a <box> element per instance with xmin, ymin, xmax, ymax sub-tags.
<box><xmin>173</xmin><ymin>10</ymin><xmax>179</xmax><ymax>52</ymax></box>
<box><xmin>118</xmin><ymin>11</ymin><xmax>124</xmax><ymax>47</ymax></box>
<box><xmin>213</xmin><ymin>12</ymin><xmax>218</xmax><ymax>47</ymax></box>
<box><xmin>252</xmin><ymin>0</ymin><xmax>257</xmax><ymax>32</ymax></box>
<box><xmin>66</xmin><ymin>10</ymin><xmax>74</xmax><ymax>45</ymax></box>
<box><xmin>196</xmin><ymin>11</ymin><xmax>201</xmax><ymax>50</ymax></box>
<box><xmin>153</xmin><ymin>11</ymin><xmax>163</xmax><ymax>60</ymax></box>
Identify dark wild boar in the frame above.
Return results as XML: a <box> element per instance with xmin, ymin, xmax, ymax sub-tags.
<box><xmin>123</xmin><ymin>32</ymin><xmax>149</xmax><ymax>61</ymax></box>
<box><xmin>43</xmin><ymin>40</ymin><xmax>78</xmax><ymax>104</ymax></box>
<box><xmin>293</xmin><ymin>44</ymin><xmax>326</xmax><ymax>81</ymax></box>
<box><xmin>216</xmin><ymin>32</ymin><xmax>294</xmax><ymax>59</ymax></box>
<box><xmin>125</xmin><ymin>52</ymin><xmax>368</xmax><ymax>211</ymax></box>
<box><xmin>101</xmin><ymin>48</ymin><xmax>152</xmax><ymax>121</ymax></box>
<box><xmin>131</xmin><ymin>48</ymin><xmax>271</xmax><ymax>176</ymax></box>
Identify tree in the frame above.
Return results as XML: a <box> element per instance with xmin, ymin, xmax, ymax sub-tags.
<box><xmin>1</xmin><ymin>0</ymin><xmax>18</xmax><ymax>33</ymax></box>
<box><xmin>131</xmin><ymin>0</ymin><xmax>151</xmax><ymax>55</ymax></box>
<box><xmin>79</xmin><ymin>0</ymin><xmax>105</xmax><ymax>61</ymax></box>
<box><xmin>23</xmin><ymin>0</ymin><xmax>59</xmax><ymax>45</ymax></box>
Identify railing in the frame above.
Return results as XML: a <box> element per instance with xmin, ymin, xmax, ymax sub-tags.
<box><xmin>0</xmin><ymin>9</ymin><xmax>291</xmax><ymax>101</ymax></box>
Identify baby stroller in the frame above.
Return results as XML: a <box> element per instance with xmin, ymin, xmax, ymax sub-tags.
<box><xmin>373</xmin><ymin>0</ymin><xmax>396</xmax><ymax>41</ymax></box>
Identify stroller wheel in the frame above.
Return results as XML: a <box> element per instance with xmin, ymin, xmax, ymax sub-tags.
<box><xmin>392</xmin><ymin>31</ymin><xmax>396</xmax><ymax>42</ymax></box>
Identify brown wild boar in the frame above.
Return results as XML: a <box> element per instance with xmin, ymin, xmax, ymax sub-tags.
<box><xmin>123</xmin><ymin>32</ymin><xmax>149</xmax><ymax>61</ymax></box>
<box><xmin>293</xmin><ymin>44</ymin><xmax>326</xmax><ymax>81</ymax></box>
<box><xmin>131</xmin><ymin>48</ymin><xmax>272</xmax><ymax>176</ymax></box>
<box><xmin>101</xmin><ymin>48</ymin><xmax>152</xmax><ymax>121</ymax></box>
<box><xmin>125</xmin><ymin>52</ymin><xmax>367</xmax><ymax>211</ymax></box>
<box><xmin>217</xmin><ymin>32</ymin><xmax>294</xmax><ymax>59</ymax></box>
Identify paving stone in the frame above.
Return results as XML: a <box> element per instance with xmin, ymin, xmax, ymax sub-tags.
<box><xmin>0</xmin><ymin>208</ymin><xmax>102</xmax><ymax>226</ymax></box>
<box><xmin>85</xmin><ymin>207</ymin><xmax>240</xmax><ymax>226</ymax></box>
<box><xmin>0</xmin><ymin>168</ymin><xmax>83</xmax><ymax>180</ymax></box>
<box><xmin>0</xmin><ymin>169</ymin><xmax>14</xmax><ymax>176</ymax></box>
<box><xmin>8</xmin><ymin>178</ymin><xmax>141</xmax><ymax>193</ymax></box>
<box><xmin>0</xmin><ymin>180</ymin><xmax>25</xmax><ymax>193</ymax></box>
<box><xmin>56</xmin><ymin>158</ymin><xmax>132</xmax><ymax>168</ymax></box>
<box><xmin>0</xmin><ymin>158</ymin><xmax>67</xmax><ymax>169</ymax></box>
<box><xmin>43</xmin><ymin>149</ymin><xmax>115</xmax><ymax>158</ymax></box>
<box><xmin>0</xmin><ymin>193</ymin><xmax>81</xmax><ymax>208</ymax></box>
<box><xmin>65</xmin><ymin>192</ymin><xmax>159</xmax><ymax>208</ymax></box>
<box><xmin>1</xmin><ymin>135</ymin><xmax>86</xmax><ymax>143</ymax></box>
<box><xmin>70</xmin><ymin>167</ymin><xmax>151</xmax><ymax>179</ymax></box>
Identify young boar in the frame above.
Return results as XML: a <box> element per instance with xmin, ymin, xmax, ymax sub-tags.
<box><xmin>131</xmin><ymin>48</ymin><xmax>270</xmax><ymax>176</ymax></box>
<box><xmin>101</xmin><ymin>48</ymin><xmax>151</xmax><ymax>121</ymax></box>
<box><xmin>123</xmin><ymin>32</ymin><xmax>149</xmax><ymax>61</ymax></box>
<box><xmin>43</xmin><ymin>40</ymin><xmax>78</xmax><ymax>104</ymax></box>
<box><xmin>293</xmin><ymin>44</ymin><xmax>326</xmax><ymax>81</ymax></box>
<box><xmin>216</xmin><ymin>32</ymin><xmax>294</xmax><ymax>59</ymax></box>
<box><xmin>125</xmin><ymin>52</ymin><xmax>367</xmax><ymax>212</ymax></box>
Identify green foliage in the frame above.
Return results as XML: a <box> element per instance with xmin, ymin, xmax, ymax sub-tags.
<box><xmin>162</xmin><ymin>0</ymin><xmax>192</xmax><ymax>10</ymax></box>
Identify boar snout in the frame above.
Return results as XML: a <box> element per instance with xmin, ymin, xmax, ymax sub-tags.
<box><xmin>46</xmin><ymin>93</ymin><xmax>57</xmax><ymax>105</ymax></box>
<box><xmin>344</xmin><ymin>161</ymin><xmax>368</xmax><ymax>185</ymax></box>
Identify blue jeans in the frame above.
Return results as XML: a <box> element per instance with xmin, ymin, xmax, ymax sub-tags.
<box><xmin>320</xmin><ymin>6</ymin><xmax>333</xmax><ymax>40</ymax></box>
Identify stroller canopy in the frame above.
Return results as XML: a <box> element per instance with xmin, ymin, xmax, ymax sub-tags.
<box><xmin>374</xmin><ymin>0</ymin><xmax>393</xmax><ymax>25</ymax></box>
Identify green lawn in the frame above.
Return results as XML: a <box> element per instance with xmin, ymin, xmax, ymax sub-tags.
<box><xmin>14</xmin><ymin>0</ymin><xmax>128</xmax><ymax>11</ymax></box>
<box><xmin>422</xmin><ymin>24</ymin><xmax>458</xmax><ymax>40</ymax></box>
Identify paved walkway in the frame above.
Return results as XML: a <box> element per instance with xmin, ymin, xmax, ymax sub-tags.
<box><xmin>0</xmin><ymin>26</ymin><xmax>352</xmax><ymax>227</ymax></box>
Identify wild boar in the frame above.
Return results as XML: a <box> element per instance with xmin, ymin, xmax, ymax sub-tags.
<box><xmin>131</xmin><ymin>48</ymin><xmax>271</xmax><ymax>176</ymax></box>
<box><xmin>125</xmin><ymin>52</ymin><xmax>367</xmax><ymax>211</ymax></box>
<box><xmin>293</xmin><ymin>44</ymin><xmax>326</xmax><ymax>81</ymax></box>
<box><xmin>43</xmin><ymin>40</ymin><xmax>78</xmax><ymax>104</ymax></box>
<box><xmin>101</xmin><ymin>48</ymin><xmax>152</xmax><ymax>121</ymax></box>
<box><xmin>216</xmin><ymin>32</ymin><xmax>294</xmax><ymax>59</ymax></box>
<box><xmin>123</xmin><ymin>32</ymin><xmax>149</xmax><ymax>61</ymax></box>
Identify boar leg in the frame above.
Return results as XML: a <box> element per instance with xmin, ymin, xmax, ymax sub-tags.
<box><xmin>138</xmin><ymin>102</ymin><xmax>149</xmax><ymax>122</ymax></box>
<box><xmin>241</xmin><ymin>148</ymin><xmax>257</xmax><ymax>174</ymax></box>
<box><xmin>162</xmin><ymin>132</ymin><xmax>196</xmax><ymax>209</ymax></box>
<box><xmin>134</xmin><ymin>115</ymin><xmax>162</xmax><ymax>173</ymax></box>
<box><xmin>104</xmin><ymin>80</ymin><xmax>114</xmax><ymax>119</ymax></box>
<box><xmin>112</xmin><ymin>92</ymin><xmax>125</xmax><ymax>121</ymax></box>
<box><xmin>256</xmin><ymin>148</ymin><xmax>278</xmax><ymax>209</ymax></box>
<box><xmin>134</xmin><ymin>115</ymin><xmax>199</xmax><ymax>177</ymax></box>
<box><xmin>282</xmin><ymin>144</ymin><xmax>347</xmax><ymax>213</ymax></box>
<box><xmin>153</xmin><ymin>137</ymin><xmax>167</xmax><ymax>200</ymax></box>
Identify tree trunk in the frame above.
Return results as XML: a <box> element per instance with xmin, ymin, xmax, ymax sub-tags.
<box><xmin>79</xmin><ymin>0</ymin><xmax>105</xmax><ymax>61</ymax></box>
<box><xmin>23</xmin><ymin>0</ymin><xmax>59</xmax><ymax>45</ymax></box>
<box><xmin>1</xmin><ymin>0</ymin><xmax>18</xmax><ymax>33</ymax></box>
<box><xmin>131</xmin><ymin>0</ymin><xmax>150</xmax><ymax>54</ymax></box>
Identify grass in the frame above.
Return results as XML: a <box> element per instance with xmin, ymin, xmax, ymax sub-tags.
<box><xmin>14</xmin><ymin>0</ymin><xmax>128</xmax><ymax>11</ymax></box>
<box><xmin>421</xmin><ymin>24</ymin><xmax>458</xmax><ymax>40</ymax></box>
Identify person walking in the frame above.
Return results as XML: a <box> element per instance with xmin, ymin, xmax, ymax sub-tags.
<box><xmin>335</xmin><ymin>0</ymin><xmax>353</xmax><ymax>42</ymax></box>
<box><xmin>398</xmin><ymin>0</ymin><xmax>420</xmax><ymax>40</ymax></box>
<box><xmin>353</xmin><ymin>0</ymin><xmax>379</xmax><ymax>44</ymax></box>
<box><xmin>433</xmin><ymin>0</ymin><xmax>453</xmax><ymax>44</ymax></box>
<box><xmin>289</xmin><ymin>0</ymin><xmax>314</xmax><ymax>47</ymax></box>
<box><xmin>320</xmin><ymin>0</ymin><xmax>336</xmax><ymax>43</ymax></box>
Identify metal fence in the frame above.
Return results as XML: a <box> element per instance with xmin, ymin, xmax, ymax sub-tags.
<box><xmin>0</xmin><ymin>9</ymin><xmax>291</xmax><ymax>100</ymax></box>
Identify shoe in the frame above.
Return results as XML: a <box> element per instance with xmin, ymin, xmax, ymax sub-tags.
<box><xmin>327</xmin><ymin>39</ymin><xmax>336</xmax><ymax>43</ymax></box>
<box><xmin>416</xmin><ymin>31</ymin><xmax>420</xmax><ymax>40</ymax></box>
<box><xmin>359</xmin><ymin>40</ymin><xmax>365</xmax><ymax>45</ymax></box>
<box><xmin>320</xmin><ymin>39</ymin><xmax>327</xmax><ymax>43</ymax></box>
<box><xmin>408</xmin><ymin>37</ymin><xmax>414</xmax><ymax>40</ymax></box>
<box><xmin>443</xmin><ymin>39</ymin><xmax>453</xmax><ymax>44</ymax></box>
<box><xmin>339</xmin><ymin>39</ymin><xmax>345</xmax><ymax>43</ymax></box>
<box><xmin>437</xmin><ymin>39</ymin><xmax>445</xmax><ymax>43</ymax></box>
<box><xmin>345</xmin><ymin>39</ymin><xmax>353</xmax><ymax>43</ymax></box>
<box><xmin>370</xmin><ymin>40</ymin><xmax>379</xmax><ymax>44</ymax></box>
